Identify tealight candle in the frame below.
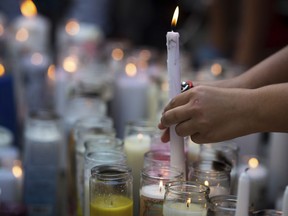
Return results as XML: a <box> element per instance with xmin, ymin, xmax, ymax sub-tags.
<box><xmin>139</xmin><ymin>166</ymin><xmax>183</xmax><ymax>215</ymax></box>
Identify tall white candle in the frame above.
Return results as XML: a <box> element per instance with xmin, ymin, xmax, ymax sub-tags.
<box><xmin>235</xmin><ymin>171</ymin><xmax>250</xmax><ymax>216</ymax></box>
<box><xmin>166</xmin><ymin>6</ymin><xmax>186</xmax><ymax>177</ymax></box>
<box><xmin>283</xmin><ymin>186</ymin><xmax>288</xmax><ymax>216</ymax></box>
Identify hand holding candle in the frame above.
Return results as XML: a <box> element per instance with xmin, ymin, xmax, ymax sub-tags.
<box><xmin>166</xmin><ymin>6</ymin><xmax>186</xmax><ymax>177</ymax></box>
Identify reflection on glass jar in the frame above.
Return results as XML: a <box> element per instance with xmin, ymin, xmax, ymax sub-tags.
<box><xmin>140</xmin><ymin>166</ymin><xmax>183</xmax><ymax>216</ymax></box>
<box><xmin>253</xmin><ymin>210</ymin><xmax>282</xmax><ymax>216</ymax></box>
<box><xmin>84</xmin><ymin>137</ymin><xmax>124</xmax><ymax>152</ymax></box>
<box><xmin>90</xmin><ymin>164</ymin><xmax>133</xmax><ymax>216</ymax></box>
<box><xmin>188</xmin><ymin>160</ymin><xmax>231</xmax><ymax>198</ymax></box>
<box><xmin>163</xmin><ymin>181</ymin><xmax>210</xmax><ymax>216</ymax></box>
<box><xmin>143</xmin><ymin>150</ymin><xmax>170</xmax><ymax>168</ymax></box>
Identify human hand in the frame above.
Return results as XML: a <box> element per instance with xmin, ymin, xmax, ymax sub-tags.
<box><xmin>159</xmin><ymin>85</ymin><xmax>256</xmax><ymax>144</ymax></box>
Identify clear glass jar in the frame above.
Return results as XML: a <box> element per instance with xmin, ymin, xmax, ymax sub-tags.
<box><xmin>253</xmin><ymin>210</ymin><xmax>282</xmax><ymax>216</ymax></box>
<box><xmin>163</xmin><ymin>181</ymin><xmax>210</xmax><ymax>216</ymax></box>
<box><xmin>124</xmin><ymin>120</ymin><xmax>157</xmax><ymax>215</ymax></box>
<box><xmin>140</xmin><ymin>166</ymin><xmax>183</xmax><ymax>216</ymax></box>
<box><xmin>73</xmin><ymin>115</ymin><xmax>115</xmax><ymax>215</ymax></box>
<box><xmin>84</xmin><ymin>137</ymin><xmax>124</xmax><ymax>152</ymax></box>
<box><xmin>23</xmin><ymin>110</ymin><xmax>63</xmax><ymax>216</ymax></box>
<box><xmin>207</xmin><ymin>195</ymin><xmax>253</xmax><ymax>216</ymax></box>
<box><xmin>90</xmin><ymin>164</ymin><xmax>133</xmax><ymax>216</ymax></box>
<box><xmin>189</xmin><ymin>160</ymin><xmax>231</xmax><ymax>197</ymax></box>
<box><xmin>84</xmin><ymin>150</ymin><xmax>127</xmax><ymax>216</ymax></box>
<box><xmin>143</xmin><ymin>150</ymin><xmax>170</xmax><ymax>168</ymax></box>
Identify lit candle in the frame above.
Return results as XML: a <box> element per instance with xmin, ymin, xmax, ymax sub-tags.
<box><xmin>163</xmin><ymin>199</ymin><xmax>205</xmax><ymax>216</ymax></box>
<box><xmin>166</xmin><ymin>6</ymin><xmax>186</xmax><ymax>177</ymax></box>
<box><xmin>283</xmin><ymin>186</ymin><xmax>288</xmax><ymax>216</ymax></box>
<box><xmin>235</xmin><ymin>170</ymin><xmax>250</xmax><ymax>216</ymax></box>
<box><xmin>9</xmin><ymin>0</ymin><xmax>50</xmax><ymax>54</ymax></box>
<box><xmin>238</xmin><ymin>156</ymin><xmax>268</xmax><ymax>209</ymax></box>
<box><xmin>203</xmin><ymin>180</ymin><xmax>230</xmax><ymax>197</ymax></box>
<box><xmin>90</xmin><ymin>195</ymin><xmax>133</xmax><ymax>216</ymax></box>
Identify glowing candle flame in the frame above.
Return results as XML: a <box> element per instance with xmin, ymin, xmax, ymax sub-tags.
<box><xmin>186</xmin><ymin>198</ymin><xmax>191</xmax><ymax>208</ymax></box>
<box><xmin>125</xmin><ymin>63</ymin><xmax>137</xmax><ymax>77</ymax></box>
<box><xmin>16</xmin><ymin>28</ymin><xmax>29</xmax><ymax>42</ymax></box>
<box><xmin>20</xmin><ymin>0</ymin><xmax>37</xmax><ymax>18</ymax></box>
<box><xmin>111</xmin><ymin>48</ymin><xmax>124</xmax><ymax>61</ymax></box>
<box><xmin>204</xmin><ymin>180</ymin><xmax>209</xmax><ymax>187</ymax></box>
<box><xmin>0</xmin><ymin>64</ymin><xmax>5</xmax><ymax>77</ymax></box>
<box><xmin>63</xmin><ymin>56</ymin><xmax>78</xmax><ymax>73</ymax></box>
<box><xmin>47</xmin><ymin>64</ymin><xmax>56</xmax><ymax>80</ymax></box>
<box><xmin>159</xmin><ymin>180</ymin><xmax>164</xmax><ymax>192</ymax></box>
<box><xmin>248</xmin><ymin>158</ymin><xmax>259</xmax><ymax>169</ymax></box>
<box><xmin>137</xmin><ymin>133</ymin><xmax>143</xmax><ymax>141</ymax></box>
<box><xmin>31</xmin><ymin>52</ymin><xmax>43</xmax><ymax>65</ymax></box>
<box><xmin>12</xmin><ymin>160</ymin><xmax>23</xmax><ymax>178</ymax></box>
<box><xmin>211</xmin><ymin>63</ymin><xmax>222</xmax><ymax>76</ymax></box>
<box><xmin>171</xmin><ymin>6</ymin><xmax>179</xmax><ymax>28</ymax></box>
<box><xmin>65</xmin><ymin>19</ymin><xmax>80</xmax><ymax>36</ymax></box>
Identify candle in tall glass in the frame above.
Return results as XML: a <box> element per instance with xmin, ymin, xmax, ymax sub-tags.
<box><xmin>166</xmin><ymin>6</ymin><xmax>185</xmax><ymax>177</ymax></box>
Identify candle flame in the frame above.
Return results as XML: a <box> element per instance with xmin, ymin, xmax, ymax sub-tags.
<box><xmin>65</xmin><ymin>19</ymin><xmax>80</xmax><ymax>36</ymax></box>
<box><xmin>16</xmin><ymin>28</ymin><xmax>29</xmax><ymax>42</ymax></box>
<box><xmin>0</xmin><ymin>24</ymin><xmax>4</xmax><ymax>37</ymax></box>
<box><xmin>63</xmin><ymin>56</ymin><xmax>78</xmax><ymax>73</ymax></box>
<box><xmin>31</xmin><ymin>52</ymin><xmax>43</xmax><ymax>65</ymax></box>
<box><xmin>204</xmin><ymin>180</ymin><xmax>209</xmax><ymax>187</ymax></box>
<box><xmin>137</xmin><ymin>133</ymin><xmax>143</xmax><ymax>141</ymax></box>
<box><xmin>12</xmin><ymin>160</ymin><xmax>23</xmax><ymax>178</ymax></box>
<box><xmin>0</xmin><ymin>64</ymin><xmax>5</xmax><ymax>77</ymax></box>
<box><xmin>186</xmin><ymin>198</ymin><xmax>191</xmax><ymax>208</ymax></box>
<box><xmin>211</xmin><ymin>63</ymin><xmax>222</xmax><ymax>76</ymax></box>
<box><xmin>159</xmin><ymin>180</ymin><xmax>164</xmax><ymax>192</ymax></box>
<box><xmin>47</xmin><ymin>64</ymin><xmax>56</xmax><ymax>80</ymax></box>
<box><xmin>111</xmin><ymin>48</ymin><xmax>124</xmax><ymax>61</ymax></box>
<box><xmin>125</xmin><ymin>63</ymin><xmax>137</xmax><ymax>77</ymax></box>
<box><xmin>248</xmin><ymin>158</ymin><xmax>259</xmax><ymax>169</ymax></box>
<box><xmin>171</xmin><ymin>6</ymin><xmax>179</xmax><ymax>27</ymax></box>
<box><xmin>20</xmin><ymin>0</ymin><xmax>37</xmax><ymax>17</ymax></box>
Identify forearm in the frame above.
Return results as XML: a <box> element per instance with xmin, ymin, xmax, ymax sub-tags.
<box><xmin>252</xmin><ymin>83</ymin><xmax>288</xmax><ymax>132</ymax></box>
<box><xmin>202</xmin><ymin>45</ymin><xmax>288</xmax><ymax>89</ymax></box>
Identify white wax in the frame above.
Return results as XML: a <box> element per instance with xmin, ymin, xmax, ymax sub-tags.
<box><xmin>124</xmin><ymin>134</ymin><xmax>151</xmax><ymax>214</ymax></box>
<box><xmin>166</xmin><ymin>31</ymin><xmax>185</xmax><ymax>177</ymax></box>
<box><xmin>140</xmin><ymin>184</ymin><xmax>165</xmax><ymax>200</ymax></box>
<box><xmin>11</xmin><ymin>14</ymin><xmax>50</xmax><ymax>53</ymax></box>
<box><xmin>282</xmin><ymin>186</ymin><xmax>288</xmax><ymax>216</ymax></box>
<box><xmin>111</xmin><ymin>72</ymin><xmax>149</xmax><ymax>138</ymax></box>
<box><xmin>235</xmin><ymin>172</ymin><xmax>250</xmax><ymax>216</ymax></box>
<box><xmin>163</xmin><ymin>202</ymin><xmax>206</xmax><ymax>216</ymax></box>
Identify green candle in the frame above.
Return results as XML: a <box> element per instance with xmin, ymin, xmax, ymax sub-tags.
<box><xmin>90</xmin><ymin>195</ymin><xmax>133</xmax><ymax>216</ymax></box>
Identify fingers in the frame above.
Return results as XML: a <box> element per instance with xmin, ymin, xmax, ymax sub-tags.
<box><xmin>160</xmin><ymin>128</ymin><xmax>170</xmax><ymax>143</ymax></box>
<box><xmin>161</xmin><ymin>104</ymin><xmax>192</xmax><ymax>127</ymax></box>
<box><xmin>163</xmin><ymin>90</ymin><xmax>191</xmax><ymax>113</ymax></box>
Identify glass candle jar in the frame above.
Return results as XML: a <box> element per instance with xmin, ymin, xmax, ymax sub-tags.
<box><xmin>143</xmin><ymin>150</ymin><xmax>170</xmax><ymax>168</ymax></box>
<box><xmin>84</xmin><ymin>150</ymin><xmax>127</xmax><ymax>216</ymax></box>
<box><xmin>90</xmin><ymin>164</ymin><xmax>133</xmax><ymax>216</ymax></box>
<box><xmin>163</xmin><ymin>181</ymin><xmax>210</xmax><ymax>216</ymax></box>
<box><xmin>124</xmin><ymin>120</ymin><xmax>157</xmax><ymax>215</ymax></box>
<box><xmin>189</xmin><ymin>160</ymin><xmax>231</xmax><ymax>197</ymax></box>
<box><xmin>140</xmin><ymin>166</ymin><xmax>183</xmax><ymax>216</ymax></box>
<box><xmin>84</xmin><ymin>137</ymin><xmax>124</xmax><ymax>152</ymax></box>
<box><xmin>253</xmin><ymin>210</ymin><xmax>283</xmax><ymax>216</ymax></box>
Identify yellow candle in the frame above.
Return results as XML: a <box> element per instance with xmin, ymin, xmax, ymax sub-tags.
<box><xmin>90</xmin><ymin>195</ymin><xmax>133</xmax><ymax>216</ymax></box>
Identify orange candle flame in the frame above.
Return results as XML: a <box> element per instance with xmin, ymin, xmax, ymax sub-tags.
<box><xmin>20</xmin><ymin>0</ymin><xmax>37</xmax><ymax>17</ymax></box>
<box><xmin>171</xmin><ymin>6</ymin><xmax>179</xmax><ymax>28</ymax></box>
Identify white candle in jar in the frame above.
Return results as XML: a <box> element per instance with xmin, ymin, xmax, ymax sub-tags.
<box><xmin>112</xmin><ymin>63</ymin><xmax>149</xmax><ymax>138</ymax></box>
<box><xmin>163</xmin><ymin>201</ymin><xmax>206</xmax><ymax>216</ymax></box>
<box><xmin>10</xmin><ymin>0</ymin><xmax>50</xmax><ymax>53</ymax></box>
<box><xmin>166</xmin><ymin>6</ymin><xmax>185</xmax><ymax>177</ymax></box>
<box><xmin>235</xmin><ymin>171</ymin><xmax>250</xmax><ymax>216</ymax></box>
<box><xmin>140</xmin><ymin>183</ymin><xmax>165</xmax><ymax>200</ymax></box>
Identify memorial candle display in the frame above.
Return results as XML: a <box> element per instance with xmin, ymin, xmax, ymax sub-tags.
<box><xmin>166</xmin><ymin>6</ymin><xmax>186</xmax><ymax>176</ymax></box>
<box><xmin>139</xmin><ymin>166</ymin><xmax>183</xmax><ymax>215</ymax></box>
